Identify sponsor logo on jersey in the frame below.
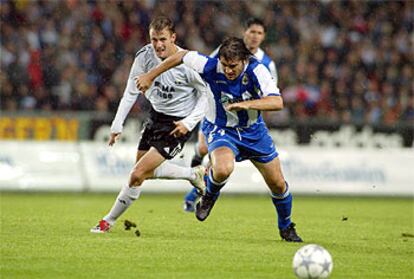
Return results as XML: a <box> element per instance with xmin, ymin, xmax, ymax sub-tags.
<box><xmin>215</xmin><ymin>80</ymin><xmax>227</xmax><ymax>84</ymax></box>
<box><xmin>220</xmin><ymin>95</ymin><xmax>255</xmax><ymax>105</ymax></box>
<box><xmin>154</xmin><ymin>81</ymin><xmax>176</xmax><ymax>92</ymax></box>
<box><xmin>242</xmin><ymin>74</ymin><xmax>249</xmax><ymax>85</ymax></box>
<box><xmin>152</xmin><ymin>81</ymin><xmax>177</xmax><ymax>99</ymax></box>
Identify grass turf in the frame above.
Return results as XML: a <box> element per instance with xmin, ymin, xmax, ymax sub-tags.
<box><xmin>1</xmin><ymin>193</ymin><xmax>413</xmax><ymax>279</ymax></box>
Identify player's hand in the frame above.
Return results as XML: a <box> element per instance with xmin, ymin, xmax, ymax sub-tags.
<box><xmin>226</xmin><ymin>102</ymin><xmax>249</xmax><ymax>111</ymax></box>
<box><xmin>108</xmin><ymin>132</ymin><xmax>121</xmax><ymax>146</ymax></box>
<box><xmin>169</xmin><ymin>121</ymin><xmax>189</xmax><ymax>138</ymax></box>
<box><xmin>135</xmin><ymin>73</ymin><xmax>153</xmax><ymax>93</ymax></box>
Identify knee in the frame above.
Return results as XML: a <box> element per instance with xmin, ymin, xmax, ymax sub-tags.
<box><xmin>199</xmin><ymin>143</ymin><xmax>208</xmax><ymax>157</ymax></box>
<box><xmin>129</xmin><ymin>168</ymin><xmax>148</xmax><ymax>186</ymax></box>
<box><xmin>212</xmin><ymin>162</ymin><xmax>233</xmax><ymax>182</ymax></box>
<box><xmin>270</xmin><ymin>179</ymin><xmax>287</xmax><ymax>194</ymax></box>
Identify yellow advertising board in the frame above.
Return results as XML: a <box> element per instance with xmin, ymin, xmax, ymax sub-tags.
<box><xmin>0</xmin><ymin>117</ymin><xmax>79</xmax><ymax>140</ymax></box>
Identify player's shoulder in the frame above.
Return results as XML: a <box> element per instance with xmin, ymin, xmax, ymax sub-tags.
<box><xmin>247</xmin><ymin>58</ymin><xmax>272</xmax><ymax>80</ymax></box>
<box><xmin>184</xmin><ymin>50</ymin><xmax>218</xmax><ymax>75</ymax></box>
<box><xmin>169</xmin><ymin>50</ymin><xmax>200</xmax><ymax>78</ymax></box>
<box><xmin>179</xmin><ymin>63</ymin><xmax>205</xmax><ymax>82</ymax></box>
<box><xmin>247</xmin><ymin>56</ymin><xmax>262</xmax><ymax>72</ymax></box>
<box><xmin>258</xmin><ymin>48</ymin><xmax>273</xmax><ymax>65</ymax></box>
<box><xmin>135</xmin><ymin>44</ymin><xmax>154</xmax><ymax>58</ymax></box>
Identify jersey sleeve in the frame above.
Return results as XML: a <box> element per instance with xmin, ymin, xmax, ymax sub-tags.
<box><xmin>268</xmin><ymin>60</ymin><xmax>278</xmax><ymax>84</ymax></box>
<box><xmin>129</xmin><ymin>47</ymin><xmax>148</xmax><ymax>78</ymax></box>
<box><xmin>110</xmin><ymin>49</ymin><xmax>146</xmax><ymax>133</ymax></box>
<box><xmin>180</xmin><ymin>70</ymin><xmax>207</xmax><ymax>131</ymax></box>
<box><xmin>182</xmin><ymin>51</ymin><xmax>217</xmax><ymax>75</ymax></box>
<box><xmin>253</xmin><ymin>63</ymin><xmax>281</xmax><ymax>97</ymax></box>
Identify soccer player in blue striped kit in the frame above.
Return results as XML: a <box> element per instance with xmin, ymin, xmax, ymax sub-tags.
<box><xmin>184</xmin><ymin>18</ymin><xmax>278</xmax><ymax>212</ymax></box>
<box><xmin>136</xmin><ymin>37</ymin><xmax>302</xmax><ymax>242</ymax></box>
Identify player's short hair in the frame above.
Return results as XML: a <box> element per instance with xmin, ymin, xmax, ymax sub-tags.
<box><xmin>218</xmin><ymin>37</ymin><xmax>252</xmax><ymax>61</ymax></box>
<box><xmin>245</xmin><ymin>17</ymin><xmax>266</xmax><ymax>32</ymax></box>
<box><xmin>149</xmin><ymin>16</ymin><xmax>175</xmax><ymax>34</ymax></box>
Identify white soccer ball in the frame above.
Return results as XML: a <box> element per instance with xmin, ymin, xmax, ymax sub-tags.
<box><xmin>292</xmin><ymin>244</ymin><xmax>333</xmax><ymax>279</ymax></box>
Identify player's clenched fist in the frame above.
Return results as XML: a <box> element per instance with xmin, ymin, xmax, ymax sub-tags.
<box><xmin>134</xmin><ymin>73</ymin><xmax>153</xmax><ymax>93</ymax></box>
<box><xmin>169</xmin><ymin>121</ymin><xmax>189</xmax><ymax>138</ymax></box>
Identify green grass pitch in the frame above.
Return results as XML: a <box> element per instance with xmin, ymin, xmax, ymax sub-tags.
<box><xmin>1</xmin><ymin>193</ymin><xmax>413</xmax><ymax>278</ymax></box>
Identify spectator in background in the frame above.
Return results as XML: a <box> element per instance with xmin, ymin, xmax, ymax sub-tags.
<box><xmin>0</xmin><ymin>0</ymin><xmax>412</xmax><ymax>127</ymax></box>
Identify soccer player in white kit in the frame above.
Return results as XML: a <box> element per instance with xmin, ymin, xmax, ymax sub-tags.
<box><xmin>91</xmin><ymin>17</ymin><xmax>208</xmax><ymax>233</ymax></box>
<box><xmin>183</xmin><ymin>18</ymin><xmax>278</xmax><ymax>212</ymax></box>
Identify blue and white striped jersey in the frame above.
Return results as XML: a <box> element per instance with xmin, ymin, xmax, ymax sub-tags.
<box><xmin>253</xmin><ymin>48</ymin><xmax>278</xmax><ymax>82</ymax></box>
<box><xmin>183</xmin><ymin>51</ymin><xmax>280</xmax><ymax>128</ymax></box>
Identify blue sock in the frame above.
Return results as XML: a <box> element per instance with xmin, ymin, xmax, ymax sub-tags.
<box><xmin>206</xmin><ymin>168</ymin><xmax>226</xmax><ymax>199</ymax></box>
<box><xmin>184</xmin><ymin>188</ymin><xmax>199</xmax><ymax>203</ymax></box>
<box><xmin>271</xmin><ymin>182</ymin><xmax>292</xmax><ymax>230</ymax></box>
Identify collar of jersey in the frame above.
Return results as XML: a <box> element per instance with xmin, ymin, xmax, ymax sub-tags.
<box><xmin>226</xmin><ymin>63</ymin><xmax>249</xmax><ymax>84</ymax></box>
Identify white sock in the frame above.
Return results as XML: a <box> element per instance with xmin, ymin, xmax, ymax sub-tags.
<box><xmin>103</xmin><ymin>185</ymin><xmax>141</xmax><ymax>225</ymax></box>
<box><xmin>153</xmin><ymin>161</ymin><xmax>195</xmax><ymax>181</ymax></box>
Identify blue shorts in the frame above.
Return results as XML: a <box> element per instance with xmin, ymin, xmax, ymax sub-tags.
<box><xmin>201</xmin><ymin>120</ymin><xmax>278</xmax><ymax>163</ymax></box>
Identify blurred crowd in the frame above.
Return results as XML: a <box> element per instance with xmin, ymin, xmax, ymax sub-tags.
<box><xmin>1</xmin><ymin>0</ymin><xmax>413</xmax><ymax>126</ymax></box>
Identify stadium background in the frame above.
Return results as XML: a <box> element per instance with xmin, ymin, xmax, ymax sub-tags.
<box><xmin>1</xmin><ymin>0</ymin><xmax>413</xmax><ymax>194</ymax></box>
<box><xmin>1</xmin><ymin>0</ymin><xmax>413</xmax><ymax>137</ymax></box>
<box><xmin>1</xmin><ymin>1</ymin><xmax>413</xmax><ymax>278</ymax></box>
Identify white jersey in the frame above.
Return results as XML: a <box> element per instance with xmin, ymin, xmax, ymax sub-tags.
<box><xmin>111</xmin><ymin>44</ymin><xmax>207</xmax><ymax>133</ymax></box>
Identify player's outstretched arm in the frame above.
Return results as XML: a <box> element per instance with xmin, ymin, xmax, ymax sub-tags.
<box><xmin>226</xmin><ymin>95</ymin><xmax>283</xmax><ymax>112</ymax></box>
<box><xmin>226</xmin><ymin>63</ymin><xmax>283</xmax><ymax>112</ymax></box>
<box><xmin>135</xmin><ymin>50</ymin><xmax>189</xmax><ymax>92</ymax></box>
<box><xmin>109</xmin><ymin>47</ymin><xmax>147</xmax><ymax>146</ymax></box>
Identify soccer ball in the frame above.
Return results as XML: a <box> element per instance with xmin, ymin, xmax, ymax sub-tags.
<box><xmin>292</xmin><ymin>244</ymin><xmax>333</xmax><ymax>279</ymax></box>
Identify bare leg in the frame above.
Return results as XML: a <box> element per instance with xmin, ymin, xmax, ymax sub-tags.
<box><xmin>102</xmin><ymin>148</ymin><xmax>165</xmax><ymax>225</ymax></box>
<box><xmin>191</xmin><ymin>131</ymin><xmax>208</xmax><ymax>167</ymax></box>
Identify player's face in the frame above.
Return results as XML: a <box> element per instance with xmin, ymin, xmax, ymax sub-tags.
<box><xmin>243</xmin><ymin>24</ymin><xmax>265</xmax><ymax>52</ymax></box>
<box><xmin>220</xmin><ymin>57</ymin><xmax>245</xmax><ymax>80</ymax></box>
<box><xmin>149</xmin><ymin>28</ymin><xmax>176</xmax><ymax>59</ymax></box>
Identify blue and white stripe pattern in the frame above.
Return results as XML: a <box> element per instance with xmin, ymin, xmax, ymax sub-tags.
<box><xmin>183</xmin><ymin>51</ymin><xmax>280</xmax><ymax>128</ymax></box>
